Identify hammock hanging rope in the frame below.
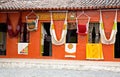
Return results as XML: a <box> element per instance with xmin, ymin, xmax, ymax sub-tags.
<box><xmin>50</xmin><ymin>12</ymin><xmax>67</xmax><ymax>45</ymax></box>
<box><xmin>99</xmin><ymin>10</ymin><xmax>117</xmax><ymax>44</ymax></box>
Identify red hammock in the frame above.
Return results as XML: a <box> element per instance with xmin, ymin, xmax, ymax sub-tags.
<box><xmin>7</xmin><ymin>13</ymin><xmax>21</xmax><ymax>37</ymax></box>
<box><xmin>77</xmin><ymin>24</ymin><xmax>87</xmax><ymax>35</ymax></box>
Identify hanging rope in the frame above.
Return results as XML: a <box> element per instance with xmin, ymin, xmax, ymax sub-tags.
<box><xmin>99</xmin><ymin>10</ymin><xmax>117</xmax><ymax>44</ymax></box>
<box><xmin>7</xmin><ymin>13</ymin><xmax>22</xmax><ymax>37</ymax></box>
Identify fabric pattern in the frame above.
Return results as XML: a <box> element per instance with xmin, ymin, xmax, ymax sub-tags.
<box><xmin>65</xmin><ymin>43</ymin><xmax>76</xmax><ymax>58</ymax></box>
<box><xmin>26</xmin><ymin>19</ymin><xmax>38</xmax><ymax>31</ymax></box>
<box><xmin>18</xmin><ymin>43</ymin><xmax>28</xmax><ymax>55</ymax></box>
<box><xmin>50</xmin><ymin>12</ymin><xmax>67</xmax><ymax>45</ymax></box>
<box><xmin>86</xmin><ymin>43</ymin><xmax>103</xmax><ymax>60</ymax></box>
<box><xmin>99</xmin><ymin>11</ymin><xmax>117</xmax><ymax>44</ymax></box>
<box><xmin>77</xmin><ymin>24</ymin><xmax>87</xmax><ymax>35</ymax></box>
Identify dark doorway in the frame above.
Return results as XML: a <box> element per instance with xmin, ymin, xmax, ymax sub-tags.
<box><xmin>114</xmin><ymin>22</ymin><xmax>120</xmax><ymax>58</ymax></box>
<box><xmin>41</xmin><ymin>23</ymin><xmax>52</xmax><ymax>56</ymax></box>
<box><xmin>0</xmin><ymin>23</ymin><xmax>7</xmax><ymax>55</ymax></box>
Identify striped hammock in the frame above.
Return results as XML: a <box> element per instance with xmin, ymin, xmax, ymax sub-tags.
<box><xmin>99</xmin><ymin>10</ymin><xmax>117</xmax><ymax>44</ymax></box>
<box><xmin>50</xmin><ymin>12</ymin><xmax>67</xmax><ymax>45</ymax></box>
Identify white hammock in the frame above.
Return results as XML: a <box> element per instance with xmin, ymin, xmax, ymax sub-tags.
<box><xmin>50</xmin><ymin>12</ymin><xmax>67</xmax><ymax>45</ymax></box>
<box><xmin>99</xmin><ymin>10</ymin><xmax>117</xmax><ymax>44</ymax></box>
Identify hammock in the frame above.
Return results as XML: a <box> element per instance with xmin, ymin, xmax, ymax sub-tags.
<box><xmin>7</xmin><ymin>13</ymin><xmax>21</xmax><ymax>37</ymax></box>
<box><xmin>65</xmin><ymin>43</ymin><xmax>76</xmax><ymax>58</ymax></box>
<box><xmin>50</xmin><ymin>12</ymin><xmax>67</xmax><ymax>45</ymax></box>
<box><xmin>99</xmin><ymin>10</ymin><xmax>117</xmax><ymax>44</ymax></box>
<box><xmin>26</xmin><ymin>11</ymin><xmax>39</xmax><ymax>31</ymax></box>
<box><xmin>76</xmin><ymin>11</ymin><xmax>90</xmax><ymax>35</ymax></box>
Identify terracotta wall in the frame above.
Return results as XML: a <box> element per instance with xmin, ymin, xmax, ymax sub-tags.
<box><xmin>0</xmin><ymin>10</ymin><xmax>120</xmax><ymax>61</ymax></box>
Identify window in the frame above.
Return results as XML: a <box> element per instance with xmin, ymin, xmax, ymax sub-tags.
<box><xmin>0</xmin><ymin>23</ymin><xmax>7</xmax><ymax>55</ymax></box>
<box><xmin>88</xmin><ymin>23</ymin><xmax>100</xmax><ymax>43</ymax></box>
<box><xmin>66</xmin><ymin>23</ymin><xmax>77</xmax><ymax>43</ymax></box>
<box><xmin>19</xmin><ymin>23</ymin><xmax>29</xmax><ymax>43</ymax></box>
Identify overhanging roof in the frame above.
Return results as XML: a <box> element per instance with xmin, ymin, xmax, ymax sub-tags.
<box><xmin>0</xmin><ymin>0</ymin><xmax>120</xmax><ymax>11</ymax></box>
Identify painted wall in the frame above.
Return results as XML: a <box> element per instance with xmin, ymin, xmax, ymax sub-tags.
<box><xmin>0</xmin><ymin>10</ymin><xmax>120</xmax><ymax>61</ymax></box>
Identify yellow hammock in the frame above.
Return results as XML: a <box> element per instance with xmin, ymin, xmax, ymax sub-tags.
<box><xmin>86</xmin><ymin>43</ymin><xmax>103</xmax><ymax>60</ymax></box>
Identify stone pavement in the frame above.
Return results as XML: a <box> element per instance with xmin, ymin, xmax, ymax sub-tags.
<box><xmin>0</xmin><ymin>58</ymin><xmax>120</xmax><ymax>72</ymax></box>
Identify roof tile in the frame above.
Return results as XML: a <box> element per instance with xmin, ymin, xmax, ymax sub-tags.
<box><xmin>0</xmin><ymin>0</ymin><xmax>120</xmax><ymax>10</ymax></box>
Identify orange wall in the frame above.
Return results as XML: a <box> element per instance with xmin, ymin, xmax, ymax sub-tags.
<box><xmin>0</xmin><ymin>10</ymin><xmax>120</xmax><ymax>61</ymax></box>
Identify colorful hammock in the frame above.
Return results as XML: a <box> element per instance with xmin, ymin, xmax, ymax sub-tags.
<box><xmin>50</xmin><ymin>12</ymin><xmax>67</xmax><ymax>45</ymax></box>
<box><xmin>65</xmin><ymin>43</ymin><xmax>76</xmax><ymax>58</ymax></box>
<box><xmin>99</xmin><ymin>10</ymin><xmax>117</xmax><ymax>44</ymax></box>
<box><xmin>86</xmin><ymin>43</ymin><xmax>103</xmax><ymax>60</ymax></box>
<box><xmin>26</xmin><ymin>11</ymin><xmax>39</xmax><ymax>31</ymax></box>
<box><xmin>76</xmin><ymin>12</ymin><xmax>90</xmax><ymax>35</ymax></box>
<box><xmin>7</xmin><ymin>13</ymin><xmax>21</xmax><ymax>37</ymax></box>
<box><xmin>26</xmin><ymin>19</ymin><xmax>38</xmax><ymax>31</ymax></box>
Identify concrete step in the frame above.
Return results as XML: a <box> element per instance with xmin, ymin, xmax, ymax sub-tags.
<box><xmin>0</xmin><ymin>58</ymin><xmax>120</xmax><ymax>72</ymax></box>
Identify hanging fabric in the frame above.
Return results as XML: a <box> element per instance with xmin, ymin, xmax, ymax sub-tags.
<box><xmin>76</xmin><ymin>11</ymin><xmax>90</xmax><ymax>35</ymax></box>
<box><xmin>7</xmin><ymin>13</ymin><xmax>22</xmax><ymax>37</ymax></box>
<box><xmin>86</xmin><ymin>43</ymin><xmax>103</xmax><ymax>60</ymax></box>
<box><xmin>50</xmin><ymin>12</ymin><xmax>67</xmax><ymax>45</ymax></box>
<box><xmin>26</xmin><ymin>11</ymin><xmax>39</xmax><ymax>31</ymax></box>
<box><xmin>18</xmin><ymin>43</ymin><xmax>28</xmax><ymax>55</ymax></box>
<box><xmin>65</xmin><ymin>43</ymin><xmax>76</xmax><ymax>58</ymax></box>
<box><xmin>99</xmin><ymin>10</ymin><xmax>117</xmax><ymax>44</ymax></box>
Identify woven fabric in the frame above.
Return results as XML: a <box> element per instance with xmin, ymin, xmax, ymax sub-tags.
<box><xmin>65</xmin><ymin>43</ymin><xmax>76</xmax><ymax>58</ymax></box>
<box><xmin>26</xmin><ymin>19</ymin><xmax>38</xmax><ymax>31</ymax></box>
<box><xmin>99</xmin><ymin>11</ymin><xmax>117</xmax><ymax>44</ymax></box>
<box><xmin>7</xmin><ymin>14</ymin><xmax>21</xmax><ymax>37</ymax></box>
<box><xmin>78</xmin><ymin>24</ymin><xmax>87</xmax><ymax>35</ymax></box>
<box><xmin>50</xmin><ymin>13</ymin><xmax>67</xmax><ymax>45</ymax></box>
<box><xmin>86</xmin><ymin>43</ymin><xmax>103</xmax><ymax>60</ymax></box>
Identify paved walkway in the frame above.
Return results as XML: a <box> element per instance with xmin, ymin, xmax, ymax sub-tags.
<box><xmin>0</xmin><ymin>68</ymin><xmax>120</xmax><ymax>77</ymax></box>
<box><xmin>0</xmin><ymin>58</ymin><xmax>120</xmax><ymax>72</ymax></box>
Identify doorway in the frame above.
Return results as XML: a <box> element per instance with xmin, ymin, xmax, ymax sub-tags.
<box><xmin>41</xmin><ymin>23</ymin><xmax>52</xmax><ymax>56</ymax></box>
<box><xmin>114</xmin><ymin>22</ymin><xmax>120</xmax><ymax>58</ymax></box>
